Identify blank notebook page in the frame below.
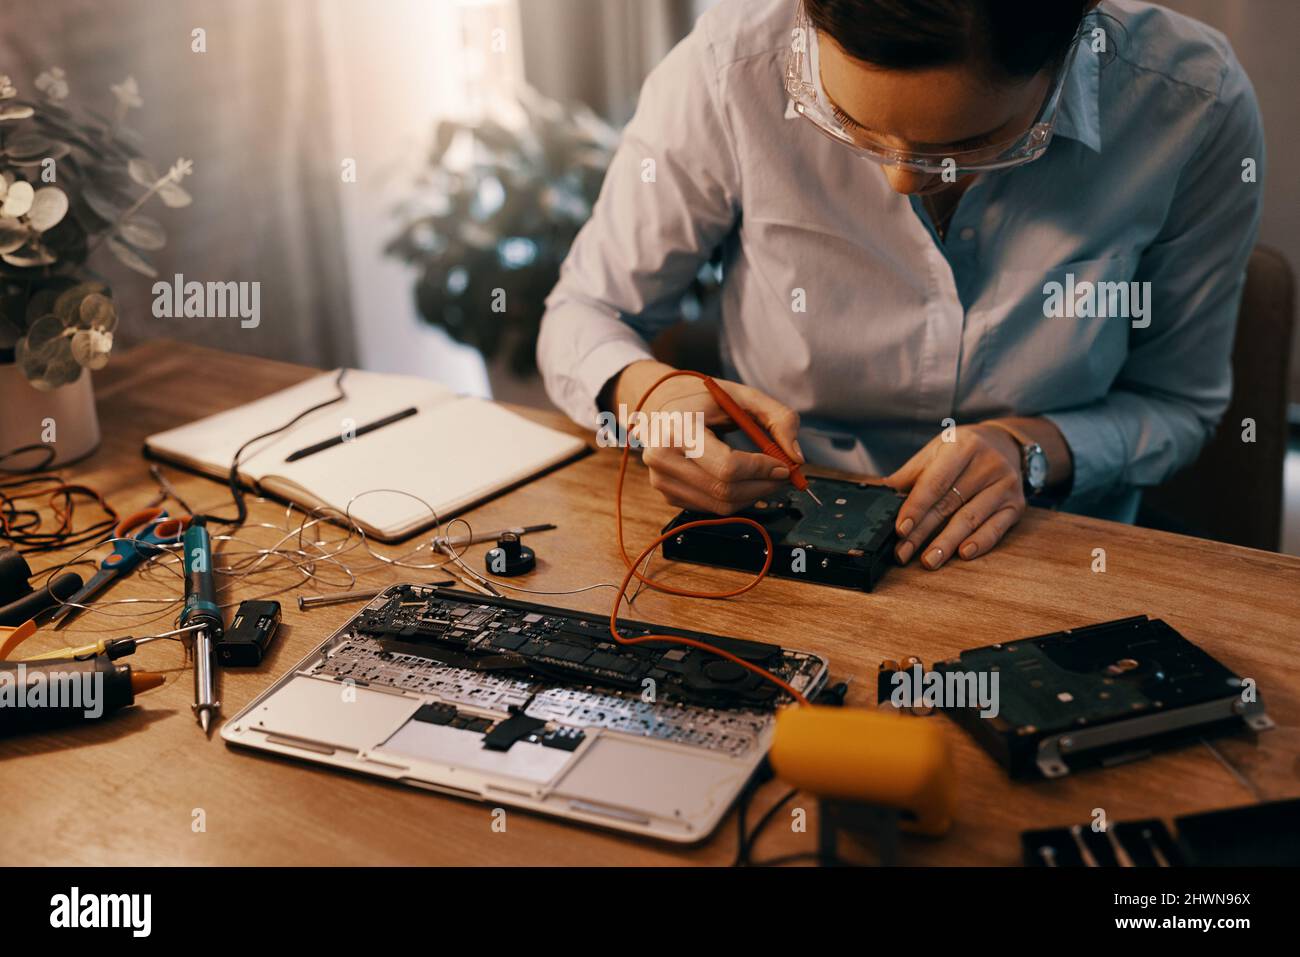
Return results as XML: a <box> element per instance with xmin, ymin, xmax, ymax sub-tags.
<box><xmin>145</xmin><ymin>370</ymin><xmax>454</xmax><ymax>474</ymax></box>
<box><xmin>145</xmin><ymin>369</ymin><xmax>585</xmax><ymax>538</ymax></box>
<box><xmin>274</xmin><ymin>397</ymin><xmax>578</xmax><ymax>533</ymax></box>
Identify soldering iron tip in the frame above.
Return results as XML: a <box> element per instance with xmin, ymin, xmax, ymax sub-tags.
<box><xmin>199</xmin><ymin>709</ymin><xmax>212</xmax><ymax>736</ymax></box>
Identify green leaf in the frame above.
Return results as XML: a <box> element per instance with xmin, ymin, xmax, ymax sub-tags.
<box><xmin>78</xmin><ymin>291</ymin><xmax>116</xmax><ymax>330</ymax></box>
<box><xmin>0</xmin><ymin>216</ymin><xmax>27</xmax><ymax>254</ymax></box>
<box><xmin>82</xmin><ymin>185</ymin><xmax>126</xmax><ymax>222</ymax></box>
<box><xmin>42</xmin><ymin>349</ymin><xmax>82</xmax><ymax>388</ymax></box>
<box><xmin>4</xmin><ymin>132</ymin><xmax>71</xmax><ymax>161</ymax></box>
<box><xmin>106</xmin><ymin>235</ymin><xmax>157</xmax><ymax>277</ymax></box>
<box><xmin>1</xmin><ymin>180</ymin><xmax>34</xmax><ymax>217</ymax></box>
<box><xmin>25</xmin><ymin>282</ymin><xmax>70</xmax><ymax>325</ymax></box>
<box><xmin>128</xmin><ymin>157</ymin><xmax>159</xmax><ymax>187</ymax></box>
<box><xmin>157</xmin><ymin>181</ymin><xmax>191</xmax><ymax>208</ymax></box>
<box><xmin>53</xmin><ymin>281</ymin><xmax>108</xmax><ymax>321</ymax></box>
<box><xmin>1</xmin><ymin>243</ymin><xmax>56</xmax><ymax>267</ymax></box>
<box><xmin>26</xmin><ymin>187</ymin><xmax>69</xmax><ymax>231</ymax></box>
<box><xmin>15</xmin><ymin>336</ymin><xmax>48</xmax><ymax>379</ymax></box>
<box><xmin>25</xmin><ymin>314</ymin><xmax>66</xmax><ymax>354</ymax></box>
<box><xmin>117</xmin><ymin>214</ymin><xmax>165</xmax><ymax>250</ymax></box>
<box><xmin>71</xmin><ymin>327</ymin><xmax>112</xmax><ymax>369</ymax></box>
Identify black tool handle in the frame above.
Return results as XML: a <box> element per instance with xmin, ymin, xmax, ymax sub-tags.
<box><xmin>0</xmin><ymin>546</ymin><xmax>34</xmax><ymax>605</ymax></box>
<box><xmin>0</xmin><ymin>656</ymin><xmax>133</xmax><ymax>735</ymax></box>
<box><xmin>0</xmin><ymin>572</ymin><xmax>84</xmax><ymax>627</ymax></box>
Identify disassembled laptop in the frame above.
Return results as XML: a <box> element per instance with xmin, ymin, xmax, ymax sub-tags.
<box><xmin>224</xmin><ymin>584</ymin><xmax>828</xmax><ymax>842</ymax></box>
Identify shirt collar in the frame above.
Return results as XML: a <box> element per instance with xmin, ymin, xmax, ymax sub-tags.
<box><xmin>1053</xmin><ymin>36</ymin><xmax>1103</xmax><ymax>153</ymax></box>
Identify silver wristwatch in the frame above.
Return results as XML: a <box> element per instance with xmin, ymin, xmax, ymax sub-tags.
<box><xmin>1020</xmin><ymin>441</ymin><xmax>1049</xmax><ymax>496</ymax></box>
<box><xmin>987</xmin><ymin>423</ymin><xmax>1048</xmax><ymax>497</ymax></box>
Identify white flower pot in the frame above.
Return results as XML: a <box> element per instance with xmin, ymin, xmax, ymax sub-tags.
<box><xmin>0</xmin><ymin>362</ymin><xmax>101</xmax><ymax>467</ymax></box>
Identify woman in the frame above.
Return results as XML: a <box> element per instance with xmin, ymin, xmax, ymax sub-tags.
<box><xmin>537</xmin><ymin>0</ymin><xmax>1263</xmax><ymax>570</ymax></box>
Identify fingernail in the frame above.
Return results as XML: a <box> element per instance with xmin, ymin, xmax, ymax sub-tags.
<box><xmin>896</xmin><ymin>542</ymin><xmax>914</xmax><ymax>564</ymax></box>
<box><xmin>960</xmin><ymin>542</ymin><xmax>978</xmax><ymax>560</ymax></box>
<box><xmin>923</xmin><ymin>547</ymin><xmax>944</xmax><ymax>569</ymax></box>
<box><xmin>898</xmin><ymin>517</ymin><xmax>914</xmax><ymax>537</ymax></box>
<box><xmin>771</xmin><ymin>466</ymin><xmax>790</xmax><ymax>479</ymax></box>
<box><xmin>792</xmin><ymin>440</ymin><xmax>805</xmax><ymax>463</ymax></box>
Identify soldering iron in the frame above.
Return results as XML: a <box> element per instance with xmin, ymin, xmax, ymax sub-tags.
<box><xmin>178</xmin><ymin>519</ymin><xmax>222</xmax><ymax>734</ymax></box>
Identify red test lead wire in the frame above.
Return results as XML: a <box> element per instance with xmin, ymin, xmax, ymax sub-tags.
<box><xmin>608</xmin><ymin>369</ymin><xmax>811</xmax><ymax>706</ymax></box>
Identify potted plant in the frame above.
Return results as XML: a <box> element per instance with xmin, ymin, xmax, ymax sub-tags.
<box><xmin>0</xmin><ymin>70</ymin><xmax>192</xmax><ymax>468</ymax></box>
<box><xmin>385</xmin><ymin>86</ymin><xmax>721</xmax><ymax>384</ymax></box>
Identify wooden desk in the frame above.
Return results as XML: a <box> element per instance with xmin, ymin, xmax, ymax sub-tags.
<box><xmin>2</xmin><ymin>341</ymin><xmax>1297</xmax><ymax>865</ymax></box>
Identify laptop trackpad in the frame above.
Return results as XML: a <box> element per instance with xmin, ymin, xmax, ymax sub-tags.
<box><xmin>554</xmin><ymin>735</ymin><xmax>749</xmax><ymax>823</ymax></box>
<box><xmin>246</xmin><ymin>676</ymin><xmax>420</xmax><ymax>752</ymax></box>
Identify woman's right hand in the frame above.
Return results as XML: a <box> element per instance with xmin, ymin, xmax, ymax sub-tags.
<box><xmin>608</xmin><ymin>360</ymin><xmax>804</xmax><ymax>515</ymax></box>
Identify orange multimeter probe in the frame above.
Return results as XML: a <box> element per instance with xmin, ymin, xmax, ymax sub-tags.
<box><xmin>696</xmin><ymin>375</ymin><xmax>822</xmax><ymax>506</ymax></box>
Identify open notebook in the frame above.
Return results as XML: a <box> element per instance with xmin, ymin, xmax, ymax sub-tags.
<box><xmin>144</xmin><ymin>369</ymin><xmax>588</xmax><ymax>541</ymax></box>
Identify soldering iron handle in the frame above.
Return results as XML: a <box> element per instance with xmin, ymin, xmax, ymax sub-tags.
<box><xmin>179</xmin><ymin>521</ymin><xmax>222</xmax><ymax>634</ymax></box>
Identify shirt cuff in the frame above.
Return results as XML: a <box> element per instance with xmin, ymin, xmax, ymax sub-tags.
<box><xmin>1042</xmin><ymin>405</ymin><xmax>1131</xmax><ymax>507</ymax></box>
<box><xmin>545</xmin><ymin>335</ymin><xmax>656</xmax><ymax>431</ymax></box>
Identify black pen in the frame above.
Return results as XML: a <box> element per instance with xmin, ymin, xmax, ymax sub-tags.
<box><xmin>285</xmin><ymin>407</ymin><xmax>419</xmax><ymax>463</ymax></box>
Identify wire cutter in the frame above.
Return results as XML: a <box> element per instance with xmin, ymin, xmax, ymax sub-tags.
<box><xmin>51</xmin><ymin>507</ymin><xmax>190</xmax><ymax>629</ymax></box>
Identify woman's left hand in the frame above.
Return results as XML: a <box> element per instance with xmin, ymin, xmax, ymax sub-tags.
<box><xmin>882</xmin><ymin>424</ymin><xmax>1026</xmax><ymax>569</ymax></box>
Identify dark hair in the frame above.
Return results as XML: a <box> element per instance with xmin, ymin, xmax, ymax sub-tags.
<box><xmin>806</xmin><ymin>0</ymin><xmax>1093</xmax><ymax>80</ymax></box>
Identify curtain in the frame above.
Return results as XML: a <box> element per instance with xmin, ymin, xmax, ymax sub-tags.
<box><xmin>518</xmin><ymin>0</ymin><xmax>697</xmax><ymax>124</ymax></box>
<box><xmin>1</xmin><ymin>0</ymin><xmax>358</xmax><ymax>368</ymax></box>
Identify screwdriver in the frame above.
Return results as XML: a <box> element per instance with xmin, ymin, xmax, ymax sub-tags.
<box><xmin>698</xmin><ymin>376</ymin><xmax>822</xmax><ymax>506</ymax></box>
<box><xmin>179</xmin><ymin>519</ymin><xmax>222</xmax><ymax>735</ymax></box>
<box><xmin>21</xmin><ymin>622</ymin><xmax>205</xmax><ymax>662</ymax></box>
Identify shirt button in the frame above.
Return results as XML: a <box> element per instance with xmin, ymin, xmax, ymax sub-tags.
<box><xmin>959</xmin><ymin>227</ymin><xmax>976</xmax><ymax>241</ymax></box>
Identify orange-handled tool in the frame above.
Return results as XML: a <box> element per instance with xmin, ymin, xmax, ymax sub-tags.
<box><xmin>699</xmin><ymin>376</ymin><xmax>822</xmax><ymax>506</ymax></box>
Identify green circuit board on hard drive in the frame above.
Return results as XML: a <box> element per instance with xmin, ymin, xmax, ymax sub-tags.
<box><xmin>752</xmin><ymin>479</ymin><xmax>901</xmax><ymax>553</ymax></box>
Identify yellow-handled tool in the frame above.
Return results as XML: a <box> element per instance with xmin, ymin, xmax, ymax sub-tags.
<box><xmin>769</xmin><ymin>705</ymin><xmax>955</xmax><ymax>836</ymax></box>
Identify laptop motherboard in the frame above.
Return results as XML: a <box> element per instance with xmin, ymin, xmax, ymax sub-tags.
<box><xmin>306</xmin><ymin>584</ymin><xmax>826</xmax><ymax>758</ymax></box>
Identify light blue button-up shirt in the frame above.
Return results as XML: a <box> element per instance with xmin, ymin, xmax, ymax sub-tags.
<box><xmin>537</xmin><ymin>0</ymin><xmax>1265</xmax><ymax>521</ymax></box>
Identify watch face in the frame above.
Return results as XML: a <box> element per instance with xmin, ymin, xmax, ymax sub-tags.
<box><xmin>1025</xmin><ymin>444</ymin><xmax>1048</xmax><ymax>492</ymax></box>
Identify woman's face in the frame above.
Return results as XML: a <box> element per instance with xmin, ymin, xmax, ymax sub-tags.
<box><xmin>817</xmin><ymin>35</ymin><xmax>1053</xmax><ymax>195</ymax></box>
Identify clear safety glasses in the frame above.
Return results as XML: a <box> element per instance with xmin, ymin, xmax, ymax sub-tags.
<box><xmin>783</xmin><ymin>1</ymin><xmax>1085</xmax><ymax>175</ymax></box>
